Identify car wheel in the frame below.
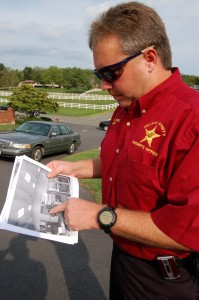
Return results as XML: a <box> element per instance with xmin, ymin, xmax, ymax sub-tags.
<box><xmin>104</xmin><ymin>126</ymin><xmax>108</xmax><ymax>131</ymax></box>
<box><xmin>31</xmin><ymin>146</ymin><xmax>43</xmax><ymax>161</ymax></box>
<box><xmin>67</xmin><ymin>142</ymin><xmax>75</xmax><ymax>155</ymax></box>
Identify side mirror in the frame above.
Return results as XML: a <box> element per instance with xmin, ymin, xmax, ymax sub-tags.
<box><xmin>50</xmin><ymin>132</ymin><xmax>57</xmax><ymax>137</ymax></box>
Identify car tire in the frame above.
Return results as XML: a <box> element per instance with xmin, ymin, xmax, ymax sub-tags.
<box><xmin>67</xmin><ymin>142</ymin><xmax>75</xmax><ymax>155</ymax></box>
<box><xmin>31</xmin><ymin>146</ymin><xmax>43</xmax><ymax>161</ymax></box>
<box><xmin>104</xmin><ymin>126</ymin><xmax>108</xmax><ymax>131</ymax></box>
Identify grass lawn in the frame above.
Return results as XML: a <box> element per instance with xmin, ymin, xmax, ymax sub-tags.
<box><xmin>56</xmin><ymin>107</ymin><xmax>114</xmax><ymax>117</ymax></box>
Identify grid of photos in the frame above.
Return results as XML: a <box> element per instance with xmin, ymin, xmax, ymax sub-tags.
<box><xmin>0</xmin><ymin>155</ymin><xmax>79</xmax><ymax>244</ymax></box>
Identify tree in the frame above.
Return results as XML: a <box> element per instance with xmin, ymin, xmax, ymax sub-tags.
<box><xmin>23</xmin><ymin>66</ymin><xmax>33</xmax><ymax>80</ymax></box>
<box><xmin>41</xmin><ymin>66</ymin><xmax>63</xmax><ymax>86</ymax></box>
<box><xmin>31</xmin><ymin>66</ymin><xmax>45</xmax><ymax>84</ymax></box>
<box><xmin>62</xmin><ymin>67</ymin><xmax>93</xmax><ymax>90</ymax></box>
<box><xmin>0</xmin><ymin>67</ymin><xmax>18</xmax><ymax>88</ymax></box>
<box><xmin>9</xmin><ymin>84</ymin><xmax>59</xmax><ymax>115</ymax></box>
<box><xmin>0</xmin><ymin>63</ymin><xmax>5</xmax><ymax>71</ymax></box>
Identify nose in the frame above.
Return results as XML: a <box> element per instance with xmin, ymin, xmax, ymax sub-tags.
<box><xmin>100</xmin><ymin>79</ymin><xmax>113</xmax><ymax>90</ymax></box>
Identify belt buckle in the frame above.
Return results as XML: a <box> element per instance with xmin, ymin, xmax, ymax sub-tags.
<box><xmin>156</xmin><ymin>256</ymin><xmax>180</xmax><ymax>279</ymax></box>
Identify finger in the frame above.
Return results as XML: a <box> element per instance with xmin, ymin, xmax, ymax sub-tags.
<box><xmin>47</xmin><ymin>170</ymin><xmax>59</xmax><ymax>179</ymax></box>
<box><xmin>49</xmin><ymin>203</ymin><xmax>66</xmax><ymax>214</ymax></box>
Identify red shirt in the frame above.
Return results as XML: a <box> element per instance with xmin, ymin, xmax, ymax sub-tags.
<box><xmin>101</xmin><ymin>68</ymin><xmax>199</xmax><ymax>260</ymax></box>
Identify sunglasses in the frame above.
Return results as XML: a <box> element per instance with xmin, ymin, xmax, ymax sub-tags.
<box><xmin>93</xmin><ymin>46</ymin><xmax>154</xmax><ymax>82</ymax></box>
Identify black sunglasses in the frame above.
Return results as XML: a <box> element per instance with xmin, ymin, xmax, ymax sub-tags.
<box><xmin>93</xmin><ymin>46</ymin><xmax>154</xmax><ymax>82</ymax></box>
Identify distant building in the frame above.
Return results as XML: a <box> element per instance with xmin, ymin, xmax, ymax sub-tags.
<box><xmin>18</xmin><ymin>80</ymin><xmax>35</xmax><ymax>87</ymax></box>
<box><xmin>18</xmin><ymin>81</ymin><xmax>59</xmax><ymax>88</ymax></box>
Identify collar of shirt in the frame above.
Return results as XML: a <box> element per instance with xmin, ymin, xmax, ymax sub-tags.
<box><xmin>137</xmin><ymin>67</ymin><xmax>182</xmax><ymax>115</ymax></box>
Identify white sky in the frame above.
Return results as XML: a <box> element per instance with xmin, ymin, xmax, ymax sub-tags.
<box><xmin>0</xmin><ymin>0</ymin><xmax>198</xmax><ymax>76</ymax></box>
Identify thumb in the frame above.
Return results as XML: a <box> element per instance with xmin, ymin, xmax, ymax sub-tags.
<box><xmin>47</xmin><ymin>169</ymin><xmax>59</xmax><ymax>179</ymax></box>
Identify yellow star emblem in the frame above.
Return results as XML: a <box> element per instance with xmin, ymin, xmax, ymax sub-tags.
<box><xmin>140</xmin><ymin>125</ymin><xmax>161</xmax><ymax>148</ymax></box>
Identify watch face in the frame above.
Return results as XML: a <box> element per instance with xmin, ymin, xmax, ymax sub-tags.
<box><xmin>99</xmin><ymin>210</ymin><xmax>114</xmax><ymax>225</ymax></box>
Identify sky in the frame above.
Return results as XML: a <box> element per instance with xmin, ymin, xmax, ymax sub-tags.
<box><xmin>0</xmin><ymin>0</ymin><xmax>199</xmax><ymax>76</ymax></box>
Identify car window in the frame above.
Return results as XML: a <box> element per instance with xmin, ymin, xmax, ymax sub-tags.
<box><xmin>60</xmin><ymin>125</ymin><xmax>70</xmax><ymax>135</ymax></box>
<box><xmin>37</xmin><ymin>124</ymin><xmax>50</xmax><ymax>136</ymax></box>
<box><xmin>51</xmin><ymin>125</ymin><xmax>61</xmax><ymax>136</ymax></box>
<box><xmin>15</xmin><ymin>122</ymin><xmax>32</xmax><ymax>133</ymax></box>
<box><xmin>15</xmin><ymin>122</ymin><xmax>50</xmax><ymax>136</ymax></box>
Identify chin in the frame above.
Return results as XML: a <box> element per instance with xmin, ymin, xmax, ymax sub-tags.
<box><xmin>118</xmin><ymin>100</ymin><xmax>132</xmax><ymax>108</ymax></box>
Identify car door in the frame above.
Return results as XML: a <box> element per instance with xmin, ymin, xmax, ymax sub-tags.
<box><xmin>60</xmin><ymin>125</ymin><xmax>74</xmax><ymax>150</ymax></box>
<box><xmin>47</xmin><ymin>125</ymin><xmax>64</xmax><ymax>153</ymax></box>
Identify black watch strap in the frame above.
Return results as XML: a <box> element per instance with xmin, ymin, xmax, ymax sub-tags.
<box><xmin>97</xmin><ymin>207</ymin><xmax>117</xmax><ymax>234</ymax></box>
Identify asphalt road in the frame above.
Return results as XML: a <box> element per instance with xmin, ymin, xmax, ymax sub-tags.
<box><xmin>0</xmin><ymin>120</ymin><xmax>113</xmax><ymax>300</ymax></box>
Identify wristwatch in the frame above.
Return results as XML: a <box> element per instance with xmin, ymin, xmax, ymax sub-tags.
<box><xmin>97</xmin><ymin>207</ymin><xmax>117</xmax><ymax>234</ymax></box>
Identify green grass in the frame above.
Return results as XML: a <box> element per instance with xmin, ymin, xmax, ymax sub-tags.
<box><xmin>56</xmin><ymin>106</ymin><xmax>113</xmax><ymax>117</ymax></box>
<box><xmin>62</xmin><ymin>149</ymin><xmax>102</xmax><ymax>203</ymax></box>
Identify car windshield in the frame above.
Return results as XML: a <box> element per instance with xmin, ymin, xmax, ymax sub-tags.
<box><xmin>15</xmin><ymin>122</ymin><xmax>50</xmax><ymax>136</ymax></box>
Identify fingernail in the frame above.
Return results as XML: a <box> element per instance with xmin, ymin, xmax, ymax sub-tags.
<box><xmin>48</xmin><ymin>209</ymin><xmax>56</xmax><ymax>216</ymax></box>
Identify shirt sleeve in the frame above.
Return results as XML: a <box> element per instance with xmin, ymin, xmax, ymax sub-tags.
<box><xmin>151</xmin><ymin>127</ymin><xmax>199</xmax><ymax>251</ymax></box>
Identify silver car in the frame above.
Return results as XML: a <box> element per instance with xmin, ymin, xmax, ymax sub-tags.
<box><xmin>0</xmin><ymin>121</ymin><xmax>81</xmax><ymax>161</ymax></box>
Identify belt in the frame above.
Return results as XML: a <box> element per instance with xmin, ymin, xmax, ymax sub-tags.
<box><xmin>113</xmin><ymin>244</ymin><xmax>198</xmax><ymax>281</ymax></box>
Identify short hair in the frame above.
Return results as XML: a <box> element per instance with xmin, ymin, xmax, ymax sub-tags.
<box><xmin>88</xmin><ymin>1</ymin><xmax>172</xmax><ymax>69</ymax></box>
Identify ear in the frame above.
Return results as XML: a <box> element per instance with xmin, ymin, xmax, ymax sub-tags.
<box><xmin>143</xmin><ymin>49</ymin><xmax>157</xmax><ymax>72</ymax></box>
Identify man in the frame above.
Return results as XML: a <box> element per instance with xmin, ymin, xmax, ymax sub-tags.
<box><xmin>47</xmin><ymin>2</ymin><xmax>199</xmax><ymax>299</ymax></box>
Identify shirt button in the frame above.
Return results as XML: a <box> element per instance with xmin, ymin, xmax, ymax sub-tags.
<box><xmin>142</xmin><ymin>109</ymin><xmax>146</xmax><ymax>114</ymax></box>
<box><xmin>126</xmin><ymin>122</ymin><xmax>130</xmax><ymax>126</ymax></box>
<box><xmin>109</xmin><ymin>177</ymin><xmax>113</xmax><ymax>181</ymax></box>
<box><xmin>116</xmin><ymin>149</ymin><xmax>119</xmax><ymax>153</ymax></box>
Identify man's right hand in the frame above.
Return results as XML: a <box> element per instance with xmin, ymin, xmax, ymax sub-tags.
<box><xmin>46</xmin><ymin>160</ymin><xmax>77</xmax><ymax>178</ymax></box>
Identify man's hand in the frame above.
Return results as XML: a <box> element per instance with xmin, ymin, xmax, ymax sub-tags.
<box><xmin>46</xmin><ymin>157</ymin><xmax>102</xmax><ymax>179</ymax></box>
<box><xmin>49</xmin><ymin>198</ymin><xmax>104</xmax><ymax>231</ymax></box>
<box><xmin>46</xmin><ymin>160</ymin><xmax>77</xmax><ymax>178</ymax></box>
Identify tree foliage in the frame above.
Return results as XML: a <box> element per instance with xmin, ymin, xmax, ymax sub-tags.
<box><xmin>0</xmin><ymin>63</ymin><xmax>97</xmax><ymax>90</ymax></box>
<box><xmin>181</xmin><ymin>74</ymin><xmax>199</xmax><ymax>86</ymax></box>
<box><xmin>0</xmin><ymin>62</ymin><xmax>198</xmax><ymax>90</ymax></box>
<box><xmin>9</xmin><ymin>84</ymin><xmax>59</xmax><ymax>114</ymax></box>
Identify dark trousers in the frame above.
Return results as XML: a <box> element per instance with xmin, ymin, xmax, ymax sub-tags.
<box><xmin>109</xmin><ymin>244</ymin><xmax>199</xmax><ymax>300</ymax></box>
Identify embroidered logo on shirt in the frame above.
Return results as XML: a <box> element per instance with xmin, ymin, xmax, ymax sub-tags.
<box><xmin>140</xmin><ymin>125</ymin><xmax>161</xmax><ymax>147</ymax></box>
<box><xmin>132</xmin><ymin>121</ymin><xmax>166</xmax><ymax>157</ymax></box>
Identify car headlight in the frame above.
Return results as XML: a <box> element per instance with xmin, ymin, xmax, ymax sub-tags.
<box><xmin>11</xmin><ymin>143</ymin><xmax>31</xmax><ymax>149</ymax></box>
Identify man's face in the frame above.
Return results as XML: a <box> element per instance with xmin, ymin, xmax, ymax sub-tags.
<box><xmin>93</xmin><ymin>35</ymin><xmax>148</xmax><ymax>108</ymax></box>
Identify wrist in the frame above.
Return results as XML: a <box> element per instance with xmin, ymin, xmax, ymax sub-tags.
<box><xmin>97</xmin><ymin>206</ymin><xmax>117</xmax><ymax>234</ymax></box>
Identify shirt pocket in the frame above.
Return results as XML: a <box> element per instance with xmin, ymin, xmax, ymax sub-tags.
<box><xmin>117</xmin><ymin>153</ymin><xmax>161</xmax><ymax>211</ymax></box>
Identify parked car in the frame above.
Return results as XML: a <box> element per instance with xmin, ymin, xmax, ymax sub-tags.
<box><xmin>0</xmin><ymin>105</ymin><xmax>9</xmax><ymax>111</ymax></box>
<box><xmin>0</xmin><ymin>121</ymin><xmax>81</xmax><ymax>161</ymax></box>
<box><xmin>15</xmin><ymin>109</ymin><xmax>42</xmax><ymax>119</ymax></box>
<box><xmin>99</xmin><ymin>119</ymin><xmax>111</xmax><ymax>131</ymax></box>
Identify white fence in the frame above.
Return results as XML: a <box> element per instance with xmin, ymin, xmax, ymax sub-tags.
<box><xmin>48</xmin><ymin>92</ymin><xmax>114</xmax><ymax>101</ymax></box>
<box><xmin>48</xmin><ymin>88</ymin><xmax>114</xmax><ymax>101</ymax></box>
<box><xmin>0</xmin><ymin>91</ymin><xmax>12</xmax><ymax>97</ymax></box>
<box><xmin>0</xmin><ymin>98</ymin><xmax>8</xmax><ymax>103</ymax></box>
<box><xmin>58</xmin><ymin>102</ymin><xmax>118</xmax><ymax>110</ymax></box>
<box><xmin>0</xmin><ymin>91</ymin><xmax>117</xmax><ymax>110</ymax></box>
<box><xmin>0</xmin><ymin>90</ymin><xmax>114</xmax><ymax>101</ymax></box>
